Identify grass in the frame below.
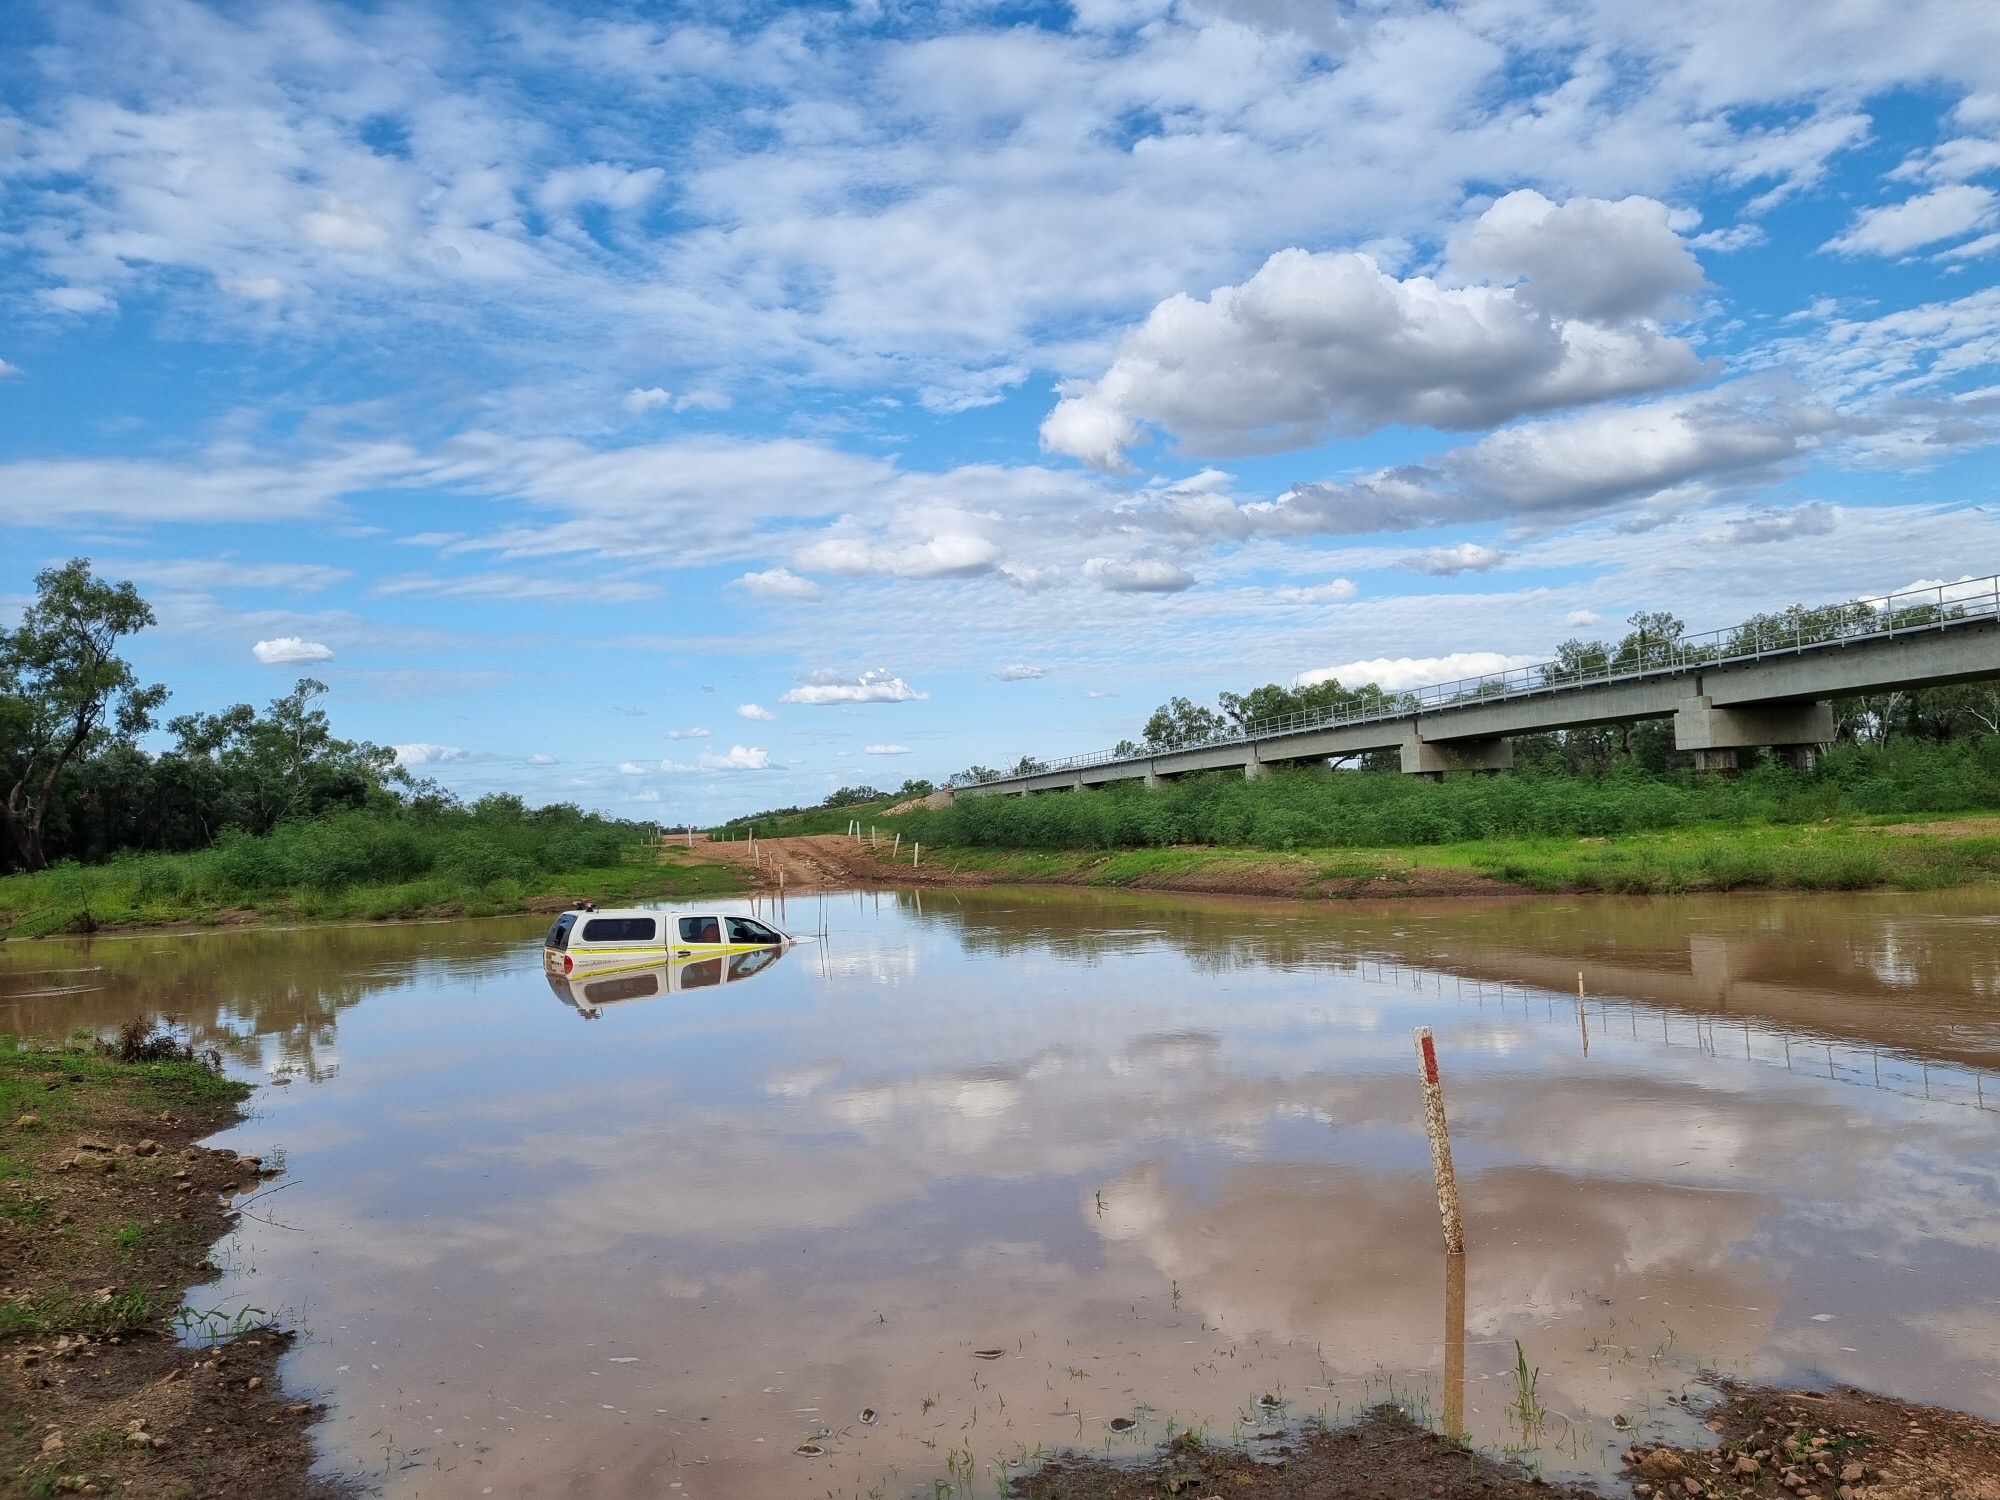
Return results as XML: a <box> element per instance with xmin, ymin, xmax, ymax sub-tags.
<box><xmin>856</xmin><ymin>812</ymin><xmax>2000</xmax><ymax>896</ymax></box>
<box><xmin>0</xmin><ymin>813</ymin><xmax>749</xmax><ymax>936</ymax></box>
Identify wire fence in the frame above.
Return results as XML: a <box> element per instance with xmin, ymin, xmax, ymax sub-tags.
<box><xmin>957</xmin><ymin>572</ymin><xmax>2000</xmax><ymax>786</ymax></box>
<box><xmin>1350</xmin><ymin>957</ymin><xmax>1994</xmax><ymax>1115</ymax></box>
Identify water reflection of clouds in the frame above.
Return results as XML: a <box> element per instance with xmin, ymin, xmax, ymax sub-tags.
<box><xmin>26</xmin><ymin>892</ymin><xmax>2000</xmax><ymax>1497</ymax></box>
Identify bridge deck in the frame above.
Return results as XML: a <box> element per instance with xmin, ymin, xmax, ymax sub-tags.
<box><xmin>959</xmin><ymin>578</ymin><xmax>2000</xmax><ymax>796</ymax></box>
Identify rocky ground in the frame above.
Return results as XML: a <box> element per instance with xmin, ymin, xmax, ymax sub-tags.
<box><xmin>1</xmin><ymin>1028</ymin><xmax>348</xmax><ymax>1500</ymax></box>
<box><xmin>1619</xmin><ymin>1382</ymin><xmax>2000</xmax><ymax>1500</ymax></box>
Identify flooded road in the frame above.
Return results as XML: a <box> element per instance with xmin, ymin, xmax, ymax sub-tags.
<box><xmin>5</xmin><ymin>887</ymin><xmax>2000</xmax><ymax>1499</ymax></box>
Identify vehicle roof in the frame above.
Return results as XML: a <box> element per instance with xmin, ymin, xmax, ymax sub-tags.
<box><xmin>561</xmin><ymin>906</ymin><xmax>785</xmax><ymax>923</ymax></box>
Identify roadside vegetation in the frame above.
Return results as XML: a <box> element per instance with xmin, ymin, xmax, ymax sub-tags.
<box><xmin>0</xmin><ymin>558</ymin><xmax>745</xmax><ymax>935</ymax></box>
<box><xmin>710</xmin><ymin>780</ymin><xmax>934</xmax><ymax>838</ymax></box>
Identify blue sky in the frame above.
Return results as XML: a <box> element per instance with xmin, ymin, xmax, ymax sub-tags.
<box><xmin>3</xmin><ymin>0</ymin><xmax>1998</xmax><ymax>822</ymax></box>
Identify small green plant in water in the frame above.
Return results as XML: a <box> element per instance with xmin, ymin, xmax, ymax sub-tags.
<box><xmin>1507</xmin><ymin>1339</ymin><xmax>1547</xmax><ymax>1434</ymax></box>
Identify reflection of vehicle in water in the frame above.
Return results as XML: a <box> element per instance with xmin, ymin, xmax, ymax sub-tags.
<box><xmin>542</xmin><ymin>906</ymin><xmax>795</xmax><ymax>1019</ymax></box>
<box><xmin>546</xmin><ymin>944</ymin><xmax>789</xmax><ymax>1018</ymax></box>
<box><xmin>542</xmin><ymin>907</ymin><xmax>791</xmax><ymax>975</ymax></box>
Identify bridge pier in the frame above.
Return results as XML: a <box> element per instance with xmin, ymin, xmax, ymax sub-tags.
<box><xmin>1243</xmin><ymin>752</ymin><xmax>1271</xmax><ymax>780</ymax></box>
<box><xmin>1673</xmin><ymin>696</ymin><xmax>1833</xmax><ymax>772</ymax></box>
<box><xmin>1400</xmin><ymin>733</ymin><xmax>1514</xmax><ymax>778</ymax></box>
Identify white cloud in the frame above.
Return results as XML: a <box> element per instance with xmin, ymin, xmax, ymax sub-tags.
<box><xmin>251</xmin><ymin>636</ymin><xmax>334</xmax><ymax>663</ymax></box>
<box><xmin>39</xmin><ymin>286</ymin><xmax>113</xmax><ymax>313</ymax></box>
<box><xmin>1042</xmin><ymin>194</ymin><xmax>1705</xmax><ymax>469</ymax></box>
<box><xmin>1825</xmin><ymin>185</ymin><xmax>1999</xmax><ymax>256</ymax></box>
<box><xmin>1564</xmin><ymin>610</ymin><xmax>1603</xmax><ymax>628</ymax></box>
<box><xmin>1259</xmin><ymin>389</ymin><xmax>1830</xmax><ymax>533</ymax></box>
<box><xmin>736</xmin><ymin>566</ymin><xmax>823</xmax><ymax>601</ymax></box>
<box><xmin>993</xmin><ymin>664</ymin><xmax>1046</xmax><ymax>681</ymax></box>
<box><xmin>737</xmin><ymin>703</ymin><xmax>776</xmax><ymax>721</ymax></box>
<box><xmin>1699</xmin><ymin>502</ymin><xmax>1840</xmax><ymax>545</ymax></box>
<box><xmin>1689</xmin><ymin>224</ymin><xmax>1767</xmax><ymax>252</ymax></box>
<box><xmin>665</xmin><ymin>727</ymin><xmax>712</xmax><ymax>739</ymax></box>
<box><xmin>699</xmin><ymin>745</ymin><xmax>771</xmax><ymax>770</ymax></box>
<box><xmin>0</xmin><ymin>358</ymin><xmax>21</xmax><ymax>377</ymax></box>
<box><xmin>394</xmin><ymin>742</ymin><xmax>466</xmax><ymax>766</ymax></box>
<box><xmin>864</xmin><ymin>743</ymin><xmax>912</xmax><ymax>755</ymax></box>
<box><xmin>1271</xmin><ymin>579</ymin><xmax>1357</xmax><ymax>603</ymax></box>
<box><xmin>1445</xmin><ymin>190</ymin><xmax>1705</xmax><ymax>324</ymax></box>
<box><xmin>617</xmin><ymin>761</ymin><xmax>650</xmax><ymax>775</ymax></box>
<box><xmin>780</xmin><ymin>669</ymin><xmax>926</xmax><ymax>705</ymax></box>
<box><xmin>1083</xmin><ymin>557</ymin><xmax>1196</xmax><ymax>593</ymax></box>
<box><xmin>1399</xmin><ymin>542</ymin><xmax>1507</xmax><ymax>576</ymax></box>
<box><xmin>527</xmin><ymin>753</ymin><xmax>558</xmax><ymax>765</ymax></box>
<box><xmin>220</xmin><ymin>275</ymin><xmax>286</xmax><ymax>300</ymax></box>
<box><xmin>794</xmin><ymin>531</ymin><xmax>999</xmax><ymax>579</ymax></box>
<box><xmin>623</xmin><ymin>386</ymin><xmax>672</xmax><ymax>413</ymax></box>
<box><xmin>112</xmin><ymin>558</ymin><xmax>349</xmax><ymax>592</ymax></box>
<box><xmin>1298</xmin><ymin>652</ymin><xmax>1543</xmax><ymax>693</ymax></box>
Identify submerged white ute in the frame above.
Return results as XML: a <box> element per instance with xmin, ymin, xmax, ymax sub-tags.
<box><xmin>542</xmin><ymin>906</ymin><xmax>793</xmax><ymax>976</ymax></box>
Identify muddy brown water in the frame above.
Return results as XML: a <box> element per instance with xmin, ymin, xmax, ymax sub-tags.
<box><xmin>5</xmin><ymin>886</ymin><xmax>1999</xmax><ymax>1499</ymax></box>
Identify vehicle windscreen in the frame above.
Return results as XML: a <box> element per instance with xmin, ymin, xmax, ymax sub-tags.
<box><xmin>545</xmin><ymin>913</ymin><xmax>576</xmax><ymax>950</ymax></box>
<box><xmin>580</xmin><ymin>916</ymin><xmax>658</xmax><ymax>943</ymax></box>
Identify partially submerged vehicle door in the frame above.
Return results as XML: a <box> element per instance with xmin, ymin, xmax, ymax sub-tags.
<box><xmin>672</xmin><ymin>912</ymin><xmax>724</xmax><ymax>958</ymax></box>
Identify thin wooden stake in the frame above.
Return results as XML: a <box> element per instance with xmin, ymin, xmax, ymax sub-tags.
<box><xmin>1413</xmin><ymin>1026</ymin><xmax>1465</xmax><ymax>1254</ymax></box>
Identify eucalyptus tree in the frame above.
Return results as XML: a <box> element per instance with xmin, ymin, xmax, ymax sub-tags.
<box><xmin>0</xmin><ymin>559</ymin><xmax>166</xmax><ymax>871</ymax></box>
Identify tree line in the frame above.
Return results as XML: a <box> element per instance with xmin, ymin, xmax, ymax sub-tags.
<box><xmin>0</xmin><ymin>559</ymin><xmax>618</xmax><ymax>878</ymax></box>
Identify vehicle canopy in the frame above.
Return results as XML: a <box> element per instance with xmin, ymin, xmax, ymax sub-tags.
<box><xmin>544</xmin><ymin>907</ymin><xmax>791</xmax><ymax>952</ymax></box>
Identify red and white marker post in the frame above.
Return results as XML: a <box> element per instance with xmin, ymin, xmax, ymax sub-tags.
<box><xmin>1413</xmin><ymin>1025</ymin><xmax>1466</xmax><ymax>1255</ymax></box>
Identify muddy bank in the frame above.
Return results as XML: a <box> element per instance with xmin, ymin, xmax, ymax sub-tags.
<box><xmin>709</xmin><ymin>833</ymin><xmax>1521</xmax><ymax>900</ymax></box>
<box><xmin>1</xmin><ymin>1031</ymin><xmax>347</xmax><ymax>1499</ymax></box>
<box><xmin>1622</xmin><ymin>1382</ymin><xmax>2000</xmax><ymax>1499</ymax></box>
<box><xmin>1008</xmin><ymin>1407</ymin><xmax>1601</xmax><ymax>1499</ymax></box>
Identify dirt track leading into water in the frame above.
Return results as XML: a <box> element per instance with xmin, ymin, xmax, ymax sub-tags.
<box><xmin>696</xmin><ymin>833</ymin><xmax>1521</xmax><ymax>901</ymax></box>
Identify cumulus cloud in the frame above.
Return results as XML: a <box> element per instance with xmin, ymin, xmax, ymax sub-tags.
<box><xmin>994</xmin><ymin>664</ymin><xmax>1047</xmax><ymax>681</ymax></box>
<box><xmin>1699</xmin><ymin>502</ymin><xmax>1839</xmax><ymax>545</ymax></box>
<box><xmin>1564</xmin><ymin>609</ymin><xmax>1603</xmax><ymax>627</ymax></box>
<box><xmin>623</xmin><ymin>386</ymin><xmax>671</xmax><ymax>413</ymax></box>
<box><xmin>1446</xmin><ymin>190</ymin><xmax>1705</xmax><ymax>323</ymax></box>
<box><xmin>1042</xmin><ymin>194</ymin><xmax>1705</xmax><ymax>469</ymax></box>
<box><xmin>699</xmin><ymin>745</ymin><xmax>771</xmax><ymax>770</ymax></box>
<box><xmin>393</xmin><ymin>743</ymin><xmax>466</xmax><ymax>766</ymax></box>
<box><xmin>665</xmin><ymin>727</ymin><xmax>712</xmax><ymax>739</ymax></box>
<box><xmin>794</xmin><ymin>531</ymin><xmax>998</xmax><ymax>579</ymax></box>
<box><xmin>1825</xmin><ymin>185</ymin><xmax>1998</xmax><ymax>256</ymax></box>
<box><xmin>1261</xmin><ymin>390</ymin><xmax>1832</xmax><ymax>533</ymax></box>
<box><xmin>780</xmin><ymin>669</ymin><xmax>927</xmax><ymax>704</ymax></box>
<box><xmin>251</xmin><ymin>636</ymin><xmax>334</xmax><ymax>663</ymax></box>
<box><xmin>1296</xmin><ymin>652</ymin><xmax>1541</xmax><ymax>693</ymax></box>
<box><xmin>737</xmin><ymin>703</ymin><xmax>776</xmax><ymax>721</ymax></box>
<box><xmin>1399</xmin><ymin>542</ymin><xmax>1507</xmax><ymax>576</ymax></box>
<box><xmin>864</xmin><ymin>743</ymin><xmax>912</xmax><ymax>755</ymax></box>
<box><xmin>617</xmin><ymin>760</ymin><xmax>650</xmax><ymax>775</ymax></box>
<box><xmin>527</xmin><ymin>753</ymin><xmax>558</xmax><ymax>764</ymax></box>
<box><xmin>1083</xmin><ymin>557</ymin><xmax>1196</xmax><ymax>593</ymax></box>
<box><xmin>736</xmin><ymin>566</ymin><xmax>822</xmax><ymax>601</ymax></box>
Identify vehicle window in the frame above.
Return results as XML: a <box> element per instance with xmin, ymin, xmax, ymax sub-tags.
<box><xmin>581</xmin><ymin>916</ymin><xmax>658</xmax><ymax>943</ymax></box>
<box><xmin>680</xmin><ymin>957</ymin><xmax>724</xmax><ymax>989</ymax></box>
<box><xmin>545</xmin><ymin>914</ymin><xmax>575</xmax><ymax>950</ymax></box>
<box><xmin>582</xmin><ymin>973</ymin><xmax>661</xmax><ymax>1005</ymax></box>
<box><xmin>678</xmin><ymin>916</ymin><xmax>722</xmax><ymax>944</ymax></box>
<box><xmin>726</xmin><ymin>917</ymin><xmax>781</xmax><ymax>945</ymax></box>
<box><xmin>727</xmin><ymin>948</ymin><xmax>778</xmax><ymax>982</ymax></box>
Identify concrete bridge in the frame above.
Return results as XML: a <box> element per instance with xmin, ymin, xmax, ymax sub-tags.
<box><xmin>956</xmin><ymin>574</ymin><xmax>2000</xmax><ymax>797</ymax></box>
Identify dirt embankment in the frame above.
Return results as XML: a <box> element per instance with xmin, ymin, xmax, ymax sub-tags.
<box><xmin>702</xmin><ymin>833</ymin><xmax>1518</xmax><ymax>900</ymax></box>
<box><xmin>1012</xmin><ymin>1383</ymin><xmax>2000</xmax><ymax>1500</ymax></box>
<box><xmin>2</xmin><ymin>1032</ymin><xmax>349</xmax><ymax>1500</ymax></box>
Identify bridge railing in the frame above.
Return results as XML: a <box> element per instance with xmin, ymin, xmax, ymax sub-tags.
<box><xmin>956</xmin><ymin>573</ymin><xmax>2000</xmax><ymax>786</ymax></box>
